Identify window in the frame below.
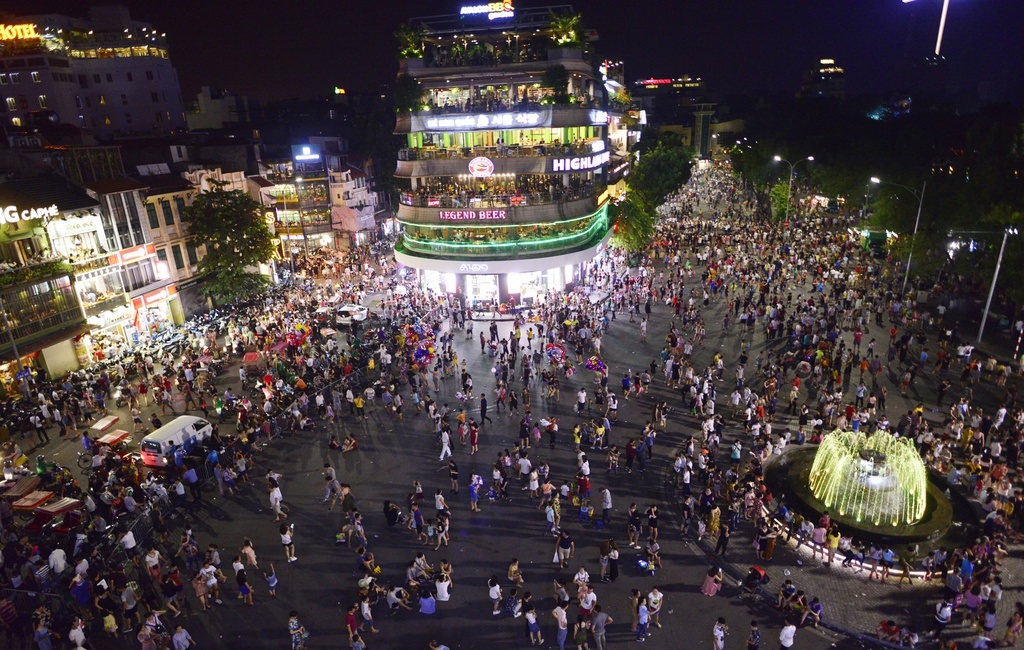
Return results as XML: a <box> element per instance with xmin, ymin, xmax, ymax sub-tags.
<box><xmin>124</xmin><ymin>112</ymin><xmax>132</xmax><ymax>125</ymax></box>
<box><xmin>10</xmin><ymin>117</ymin><xmax>21</xmax><ymax>127</ymax></box>
<box><xmin>75</xmin><ymin>96</ymin><xmax>82</xmax><ymax>109</ymax></box>
<box><xmin>78</xmin><ymin>75</ymin><xmax>87</xmax><ymax>89</ymax></box>
<box><xmin>121</xmin><ymin>94</ymin><xmax>128</xmax><ymax>106</ymax></box>
<box><xmin>99</xmin><ymin>95</ymin><xmax>106</xmax><ymax>105</ymax></box>
<box><xmin>174</xmin><ymin>197</ymin><xmax>186</xmax><ymax>218</ymax></box>
<box><xmin>5</xmin><ymin>98</ymin><xmax>15</xmax><ymax>111</ymax></box>
<box><xmin>186</xmin><ymin>243</ymin><xmax>198</xmax><ymax>266</ymax></box>
<box><xmin>171</xmin><ymin>245</ymin><xmax>184</xmax><ymax>270</ymax></box>
<box><xmin>31</xmin><ymin>72</ymin><xmax>40</xmax><ymax>83</ymax></box>
<box><xmin>0</xmin><ymin>74</ymin><xmax>7</xmax><ymax>85</ymax></box>
<box><xmin>160</xmin><ymin>199</ymin><xmax>174</xmax><ymax>226</ymax></box>
<box><xmin>93</xmin><ymin>74</ymin><xmax>100</xmax><ymax>83</ymax></box>
<box><xmin>37</xmin><ymin>95</ymin><xmax>47</xmax><ymax>109</ymax></box>
<box><xmin>106</xmin><ymin>73</ymin><xmax>113</xmax><ymax>83</ymax></box>
<box><xmin>156</xmin><ymin>248</ymin><xmax>168</xmax><ymax>263</ymax></box>
<box><xmin>126</xmin><ymin>72</ymin><xmax>132</xmax><ymax>81</ymax></box>
<box><xmin>104</xmin><ymin>116</ymin><xmax>111</xmax><ymax>126</ymax></box>
<box><xmin>146</xmin><ymin>202</ymin><xmax>159</xmax><ymax>229</ymax></box>
<box><xmin>9</xmin><ymin>73</ymin><xmax>19</xmax><ymax>84</ymax></box>
<box><xmin>151</xmin><ymin>92</ymin><xmax>158</xmax><ymax>103</ymax></box>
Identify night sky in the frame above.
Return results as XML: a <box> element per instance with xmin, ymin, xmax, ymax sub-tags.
<box><xmin>6</xmin><ymin>0</ymin><xmax>1022</xmax><ymax>103</ymax></box>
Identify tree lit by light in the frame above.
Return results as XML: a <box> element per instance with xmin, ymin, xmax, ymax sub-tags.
<box><xmin>809</xmin><ymin>430</ymin><xmax>927</xmax><ymax>527</ymax></box>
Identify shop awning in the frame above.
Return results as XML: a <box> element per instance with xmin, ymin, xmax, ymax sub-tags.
<box><xmin>0</xmin><ymin>322</ymin><xmax>92</xmax><ymax>364</ymax></box>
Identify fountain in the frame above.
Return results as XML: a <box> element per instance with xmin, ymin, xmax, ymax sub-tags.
<box><xmin>765</xmin><ymin>430</ymin><xmax>975</xmax><ymax>545</ymax></box>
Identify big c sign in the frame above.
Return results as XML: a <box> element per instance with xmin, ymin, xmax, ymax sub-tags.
<box><xmin>2</xmin><ymin>204</ymin><xmax>59</xmax><ymax>223</ymax></box>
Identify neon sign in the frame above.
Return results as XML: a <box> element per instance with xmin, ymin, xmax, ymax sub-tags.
<box><xmin>292</xmin><ymin>145</ymin><xmax>321</xmax><ymax>162</ymax></box>
<box><xmin>551</xmin><ymin>151</ymin><xmax>610</xmax><ymax>172</ymax></box>
<box><xmin>423</xmin><ymin>112</ymin><xmax>541</xmax><ymax>131</ymax></box>
<box><xmin>460</xmin><ymin>1</ymin><xmax>514</xmax><ymax>20</ymax></box>
<box><xmin>2</xmin><ymin>204</ymin><xmax>58</xmax><ymax>223</ymax></box>
<box><xmin>439</xmin><ymin>210</ymin><xmax>507</xmax><ymax>221</ymax></box>
<box><xmin>0</xmin><ymin>24</ymin><xmax>40</xmax><ymax>40</ymax></box>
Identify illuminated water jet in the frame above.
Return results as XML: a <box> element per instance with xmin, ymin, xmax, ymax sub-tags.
<box><xmin>808</xmin><ymin>430</ymin><xmax>927</xmax><ymax>527</ymax></box>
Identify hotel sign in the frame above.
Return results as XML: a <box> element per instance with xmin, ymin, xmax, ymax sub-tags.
<box><xmin>0</xmin><ymin>24</ymin><xmax>40</xmax><ymax>40</ymax></box>
<box><xmin>459</xmin><ymin>1</ymin><xmax>514</xmax><ymax>20</ymax></box>
<box><xmin>417</xmin><ymin>111</ymin><xmax>547</xmax><ymax>132</ymax></box>
<box><xmin>438</xmin><ymin>210</ymin><xmax>507</xmax><ymax>221</ymax></box>
<box><xmin>2</xmin><ymin>204</ymin><xmax>58</xmax><ymax>223</ymax></box>
<box><xmin>550</xmin><ymin>150</ymin><xmax>610</xmax><ymax>172</ymax></box>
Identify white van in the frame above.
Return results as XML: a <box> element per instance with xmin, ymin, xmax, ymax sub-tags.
<box><xmin>139</xmin><ymin>415</ymin><xmax>214</xmax><ymax>467</ymax></box>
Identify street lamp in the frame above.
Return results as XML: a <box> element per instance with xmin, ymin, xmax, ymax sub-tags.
<box><xmin>902</xmin><ymin>0</ymin><xmax>952</xmax><ymax>56</ymax></box>
<box><xmin>978</xmin><ymin>226</ymin><xmax>1020</xmax><ymax>343</ymax></box>
<box><xmin>773</xmin><ymin>155</ymin><xmax>814</xmax><ymax>220</ymax></box>
<box><xmin>870</xmin><ymin>177</ymin><xmax>926</xmax><ymax>297</ymax></box>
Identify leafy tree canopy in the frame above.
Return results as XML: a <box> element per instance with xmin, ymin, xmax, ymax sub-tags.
<box><xmin>182</xmin><ymin>182</ymin><xmax>275</xmax><ymax>303</ymax></box>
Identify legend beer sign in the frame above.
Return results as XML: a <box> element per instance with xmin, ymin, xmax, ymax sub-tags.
<box><xmin>438</xmin><ymin>209</ymin><xmax>508</xmax><ymax>221</ymax></box>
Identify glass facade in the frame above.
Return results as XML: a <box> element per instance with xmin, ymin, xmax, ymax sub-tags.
<box><xmin>0</xmin><ymin>274</ymin><xmax>84</xmax><ymax>346</ymax></box>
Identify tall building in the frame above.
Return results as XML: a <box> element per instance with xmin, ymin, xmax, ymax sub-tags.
<box><xmin>798</xmin><ymin>58</ymin><xmax>846</xmax><ymax>100</ymax></box>
<box><xmin>0</xmin><ymin>6</ymin><xmax>186</xmax><ymax>138</ymax></box>
<box><xmin>392</xmin><ymin>3</ymin><xmax>616</xmax><ymax>307</ymax></box>
<box><xmin>186</xmin><ymin>86</ymin><xmax>258</xmax><ymax>131</ymax></box>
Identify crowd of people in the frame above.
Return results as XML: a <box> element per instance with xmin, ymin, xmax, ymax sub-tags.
<box><xmin>0</xmin><ymin>159</ymin><xmax>1021</xmax><ymax>650</ymax></box>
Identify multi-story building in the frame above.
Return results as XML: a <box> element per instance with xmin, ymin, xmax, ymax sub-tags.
<box><xmin>46</xmin><ymin>145</ymin><xmax>178</xmax><ymax>354</ymax></box>
<box><xmin>393</xmin><ymin>4</ymin><xmax>616</xmax><ymax>307</ymax></box>
<box><xmin>0</xmin><ymin>175</ymin><xmax>93</xmax><ymax>386</ymax></box>
<box><xmin>185</xmin><ymin>86</ymin><xmax>258</xmax><ymax>131</ymax></box>
<box><xmin>330</xmin><ymin>164</ymin><xmax>378</xmax><ymax>248</ymax></box>
<box><xmin>0</xmin><ymin>5</ymin><xmax>185</xmax><ymax>138</ymax></box>
<box><xmin>798</xmin><ymin>58</ymin><xmax>847</xmax><ymax>100</ymax></box>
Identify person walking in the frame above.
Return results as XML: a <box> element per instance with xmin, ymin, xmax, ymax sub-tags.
<box><xmin>439</xmin><ymin>427</ymin><xmax>453</xmax><ymax>461</ymax></box>
<box><xmin>280</xmin><ymin>524</ymin><xmax>297</xmax><ymax>563</ymax></box>
<box><xmin>636</xmin><ymin>596</ymin><xmax>650</xmax><ymax>642</ymax></box>
<box><xmin>778</xmin><ymin>619</ymin><xmax>796</xmax><ymax>649</ymax></box>
<box><xmin>480</xmin><ymin>395</ymin><xmax>493</xmax><ymax>425</ymax></box>
<box><xmin>553</xmin><ymin>600</ymin><xmax>569</xmax><ymax>650</ymax></box>
<box><xmin>712</xmin><ymin>617</ymin><xmax>728</xmax><ymax>650</ymax></box>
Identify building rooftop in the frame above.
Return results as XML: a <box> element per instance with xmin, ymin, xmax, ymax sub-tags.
<box><xmin>82</xmin><ymin>178</ymin><xmax>148</xmax><ymax>194</ymax></box>
<box><xmin>134</xmin><ymin>173</ymin><xmax>194</xmax><ymax>194</ymax></box>
<box><xmin>0</xmin><ymin>175</ymin><xmax>100</xmax><ymax>212</ymax></box>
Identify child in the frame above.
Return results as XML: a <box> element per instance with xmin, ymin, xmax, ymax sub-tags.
<box><xmin>264</xmin><ymin>562</ymin><xmax>278</xmax><ymax>598</ymax></box>
<box><xmin>328</xmin><ymin>435</ymin><xmax>341</xmax><ymax>450</ymax></box>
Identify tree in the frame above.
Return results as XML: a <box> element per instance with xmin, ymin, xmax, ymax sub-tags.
<box><xmin>182</xmin><ymin>183</ymin><xmax>275</xmax><ymax>304</ymax></box>
<box><xmin>628</xmin><ymin>143</ymin><xmax>694</xmax><ymax>215</ymax></box>
<box><xmin>611</xmin><ymin>143</ymin><xmax>693</xmax><ymax>253</ymax></box>
<box><xmin>609</xmin><ymin>195</ymin><xmax>653</xmax><ymax>253</ymax></box>
<box><xmin>540</xmin><ymin>65</ymin><xmax>570</xmax><ymax>105</ymax></box>
<box><xmin>547</xmin><ymin>12</ymin><xmax>582</xmax><ymax>47</ymax></box>
<box><xmin>394</xmin><ymin>23</ymin><xmax>425</xmax><ymax>59</ymax></box>
<box><xmin>394</xmin><ymin>73</ymin><xmax>423</xmax><ymax>113</ymax></box>
<box><xmin>770</xmin><ymin>183</ymin><xmax>790</xmax><ymax>220</ymax></box>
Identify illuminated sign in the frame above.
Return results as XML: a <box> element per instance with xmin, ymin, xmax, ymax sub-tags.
<box><xmin>460</xmin><ymin>1</ymin><xmax>514</xmax><ymax>20</ymax></box>
<box><xmin>439</xmin><ymin>210</ymin><xmax>507</xmax><ymax>221</ymax></box>
<box><xmin>459</xmin><ymin>263</ymin><xmax>490</xmax><ymax>272</ymax></box>
<box><xmin>467</xmin><ymin>156</ymin><xmax>494</xmax><ymax>178</ymax></box>
<box><xmin>0</xmin><ymin>24</ymin><xmax>40</xmax><ymax>40</ymax></box>
<box><xmin>422</xmin><ymin>112</ymin><xmax>542</xmax><ymax>131</ymax></box>
<box><xmin>133</xmin><ymin>284</ymin><xmax>177</xmax><ymax>310</ymax></box>
<box><xmin>589</xmin><ymin>110</ymin><xmax>609</xmax><ymax>124</ymax></box>
<box><xmin>109</xmin><ymin>243</ymin><xmax>156</xmax><ymax>266</ymax></box>
<box><xmin>551</xmin><ymin>151</ymin><xmax>610</xmax><ymax>172</ymax></box>
<box><xmin>291</xmin><ymin>145</ymin><xmax>321</xmax><ymax>162</ymax></box>
<box><xmin>2</xmin><ymin>204</ymin><xmax>58</xmax><ymax>223</ymax></box>
<box><xmin>638</xmin><ymin>78</ymin><xmax>674</xmax><ymax>85</ymax></box>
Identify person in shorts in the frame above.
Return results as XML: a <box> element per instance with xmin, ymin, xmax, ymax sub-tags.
<box><xmin>280</xmin><ymin>523</ymin><xmax>297</xmax><ymax>562</ymax></box>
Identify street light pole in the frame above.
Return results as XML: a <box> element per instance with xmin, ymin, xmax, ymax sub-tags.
<box><xmin>774</xmin><ymin>155</ymin><xmax>814</xmax><ymax>220</ymax></box>
<box><xmin>978</xmin><ymin>227</ymin><xmax>1019</xmax><ymax>343</ymax></box>
<box><xmin>870</xmin><ymin>177</ymin><xmax>926</xmax><ymax>297</ymax></box>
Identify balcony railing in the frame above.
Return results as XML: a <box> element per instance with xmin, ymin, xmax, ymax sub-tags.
<box><xmin>83</xmin><ymin>295</ymin><xmax>128</xmax><ymax>317</ymax></box>
<box><xmin>399</xmin><ymin>216</ymin><xmax>608</xmax><ymax>259</ymax></box>
<box><xmin>398</xmin><ymin>142</ymin><xmax>593</xmax><ymax>161</ymax></box>
<box><xmin>400</xmin><ymin>184</ymin><xmax>601</xmax><ymax>209</ymax></box>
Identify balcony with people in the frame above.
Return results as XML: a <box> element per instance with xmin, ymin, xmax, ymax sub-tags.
<box><xmin>398</xmin><ymin>173</ymin><xmax>603</xmax><ymax>213</ymax></box>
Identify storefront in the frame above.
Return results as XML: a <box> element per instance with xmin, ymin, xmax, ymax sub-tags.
<box><xmin>131</xmin><ymin>284</ymin><xmax>183</xmax><ymax>338</ymax></box>
<box><xmin>400</xmin><ymin>235</ymin><xmax>608</xmax><ymax>309</ymax></box>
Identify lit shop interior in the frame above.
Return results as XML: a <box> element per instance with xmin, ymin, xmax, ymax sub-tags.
<box><xmin>402</xmin><ymin>125</ymin><xmax>604</xmax><ymax>158</ymax></box>
<box><xmin>419</xmin><ymin>265</ymin><xmax>580</xmax><ymax>309</ymax></box>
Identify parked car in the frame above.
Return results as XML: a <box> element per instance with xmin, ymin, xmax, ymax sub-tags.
<box><xmin>336</xmin><ymin>304</ymin><xmax>369</xmax><ymax>326</ymax></box>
